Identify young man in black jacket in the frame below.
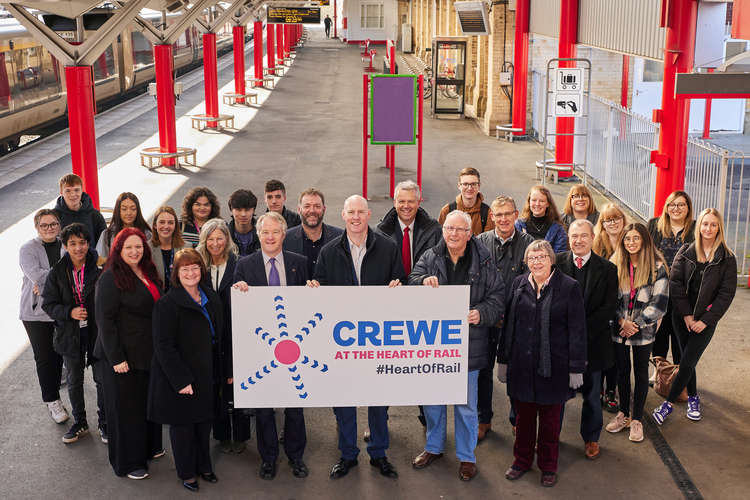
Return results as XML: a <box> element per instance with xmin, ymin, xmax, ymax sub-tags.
<box><xmin>228</xmin><ymin>189</ymin><xmax>260</xmax><ymax>257</ymax></box>
<box><xmin>54</xmin><ymin>174</ymin><xmax>107</xmax><ymax>247</ymax></box>
<box><xmin>42</xmin><ymin>223</ymin><xmax>106</xmax><ymax>444</ymax></box>
<box><xmin>264</xmin><ymin>179</ymin><xmax>301</xmax><ymax>229</ymax></box>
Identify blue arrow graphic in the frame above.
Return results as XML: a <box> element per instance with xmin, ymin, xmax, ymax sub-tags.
<box><xmin>274</xmin><ymin>296</ymin><xmax>283</xmax><ymax>301</ymax></box>
<box><xmin>291</xmin><ymin>374</ymin><xmax>301</xmax><ymax>381</ymax></box>
<box><xmin>240</xmin><ymin>382</ymin><xmax>248</xmax><ymax>390</ymax></box>
<box><xmin>295</xmin><ymin>383</ymin><xmax>304</xmax><ymax>390</ymax></box>
<box><xmin>299</xmin><ymin>392</ymin><xmax>308</xmax><ymax>399</ymax></box>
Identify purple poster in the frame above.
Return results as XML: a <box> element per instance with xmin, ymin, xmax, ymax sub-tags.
<box><xmin>370</xmin><ymin>75</ymin><xmax>417</xmax><ymax>145</ymax></box>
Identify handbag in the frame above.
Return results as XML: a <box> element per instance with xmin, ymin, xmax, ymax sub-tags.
<box><xmin>650</xmin><ymin>356</ymin><xmax>688</xmax><ymax>402</ymax></box>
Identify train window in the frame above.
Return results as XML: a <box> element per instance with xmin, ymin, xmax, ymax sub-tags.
<box><xmin>131</xmin><ymin>31</ymin><xmax>153</xmax><ymax>69</ymax></box>
<box><xmin>0</xmin><ymin>52</ymin><xmax>11</xmax><ymax>113</ymax></box>
<box><xmin>93</xmin><ymin>45</ymin><xmax>116</xmax><ymax>80</ymax></box>
<box><xmin>2</xmin><ymin>44</ymin><xmax>62</xmax><ymax>113</ymax></box>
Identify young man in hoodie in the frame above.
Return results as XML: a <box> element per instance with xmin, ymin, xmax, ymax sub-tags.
<box><xmin>438</xmin><ymin>168</ymin><xmax>494</xmax><ymax>236</ymax></box>
<box><xmin>55</xmin><ymin>174</ymin><xmax>107</xmax><ymax>247</ymax></box>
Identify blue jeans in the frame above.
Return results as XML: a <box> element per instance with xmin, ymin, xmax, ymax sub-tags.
<box><xmin>424</xmin><ymin>370</ymin><xmax>479</xmax><ymax>463</ymax></box>
<box><xmin>333</xmin><ymin>406</ymin><xmax>389</xmax><ymax>460</ymax></box>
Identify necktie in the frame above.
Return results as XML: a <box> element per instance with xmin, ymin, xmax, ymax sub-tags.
<box><xmin>575</xmin><ymin>256</ymin><xmax>583</xmax><ymax>269</ymax></box>
<box><xmin>402</xmin><ymin>227</ymin><xmax>412</xmax><ymax>276</ymax></box>
<box><xmin>269</xmin><ymin>257</ymin><xmax>280</xmax><ymax>286</ymax></box>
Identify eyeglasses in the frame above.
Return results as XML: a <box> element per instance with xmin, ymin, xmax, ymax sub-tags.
<box><xmin>571</xmin><ymin>194</ymin><xmax>589</xmax><ymax>200</ymax></box>
<box><xmin>38</xmin><ymin>222</ymin><xmax>60</xmax><ymax>230</ymax></box>
<box><xmin>668</xmin><ymin>202</ymin><xmax>687</xmax><ymax>209</ymax></box>
<box><xmin>443</xmin><ymin>226</ymin><xmax>470</xmax><ymax>234</ymax></box>
<box><xmin>602</xmin><ymin>217</ymin><xmax>623</xmax><ymax>225</ymax></box>
<box><xmin>259</xmin><ymin>229</ymin><xmax>283</xmax><ymax>236</ymax></box>
<box><xmin>493</xmin><ymin>211</ymin><xmax>516</xmax><ymax>219</ymax></box>
<box><xmin>459</xmin><ymin>182</ymin><xmax>479</xmax><ymax>188</ymax></box>
<box><xmin>527</xmin><ymin>255</ymin><xmax>550</xmax><ymax>263</ymax></box>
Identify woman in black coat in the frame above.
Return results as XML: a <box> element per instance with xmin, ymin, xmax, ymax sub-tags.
<box><xmin>497</xmin><ymin>240</ymin><xmax>586</xmax><ymax>488</ymax></box>
<box><xmin>149</xmin><ymin>249</ymin><xmax>223</xmax><ymax>493</ymax></box>
<box><xmin>95</xmin><ymin>228</ymin><xmax>163</xmax><ymax>479</ymax></box>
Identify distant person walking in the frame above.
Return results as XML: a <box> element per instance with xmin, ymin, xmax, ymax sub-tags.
<box><xmin>324</xmin><ymin>15</ymin><xmax>332</xmax><ymax>38</ymax></box>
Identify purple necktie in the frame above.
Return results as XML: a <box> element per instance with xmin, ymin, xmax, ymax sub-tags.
<box><xmin>268</xmin><ymin>257</ymin><xmax>280</xmax><ymax>286</ymax></box>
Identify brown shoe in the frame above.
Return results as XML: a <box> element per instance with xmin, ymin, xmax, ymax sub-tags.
<box><xmin>412</xmin><ymin>450</ymin><xmax>443</xmax><ymax>469</ymax></box>
<box><xmin>584</xmin><ymin>441</ymin><xmax>600</xmax><ymax>460</ymax></box>
<box><xmin>477</xmin><ymin>423</ymin><xmax>491</xmax><ymax>442</ymax></box>
<box><xmin>505</xmin><ymin>465</ymin><xmax>527</xmax><ymax>480</ymax></box>
<box><xmin>541</xmin><ymin>472</ymin><xmax>558</xmax><ymax>487</ymax></box>
<box><xmin>459</xmin><ymin>462</ymin><xmax>478</xmax><ymax>481</ymax></box>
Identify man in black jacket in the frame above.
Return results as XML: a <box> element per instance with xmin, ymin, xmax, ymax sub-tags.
<box><xmin>309</xmin><ymin>195</ymin><xmax>405</xmax><ymax>480</ymax></box>
<box><xmin>228</xmin><ymin>189</ymin><xmax>260</xmax><ymax>256</ymax></box>
<box><xmin>234</xmin><ymin>212</ymin><xmax>310</xmax><ymax>480</ymax></box>
<box><xmin>54</xmin><ymin>174</ymin><xmax>107</xmax><ymax>247</ymax></box>
<box><xmin>41</xmin><ymin>223</ymin><xmax>106</xmax><ymax>445</ymax></box>
<box><xmin>555</xmin><ymin>219</ymin><xmax>618</xmax><ymax>460</ymax></box>
<box><xmin>265</xmin><ymin>179</ymin><xmax>301</xmax><ymax>229</ymax></box>
<box><xmin>284</xmin><ymin>188</ymin><xmax>343</xmax><ymax>277</ymax></box>
<box><xmin>475</xmin><ymin>195</ymin><xmax>533</xmax><ymax>440</ymax></box>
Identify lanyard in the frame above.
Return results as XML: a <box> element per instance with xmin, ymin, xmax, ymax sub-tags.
<box><xmin>72</xmin><ymin>264</ymin><xmax>85</xmax><ymax>307</ymax></box>
<box><xmin>628</xmin><ymin>262</ymin><xmax>636</xmax><ymax>312</ymax></box>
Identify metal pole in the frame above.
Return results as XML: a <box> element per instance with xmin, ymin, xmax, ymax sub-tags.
<box><xmin>417</xmin><ymin>74</ymin><xmax>423</xmax><ymax>195</ymax></box>
<box><xmin>203</xmin><ymin>32</ymin><xmax>219</xmax><ymax>127</ymax></box>
<box><xmin>620</xmin><ymin>55</ymin><xmax>629</xmax><ymax>140</ymax></box>
<box><xmin>702</xmin><ymin>68</ymin><xmax>714</xmax><ymax>139</ymax></box>
<box><xmin>554</xmin><ymin>0</ymin><xmax>578</xmax><ymax>178</ymax></box>
<box><xmin>334</xmin><ymin>0</ymin><xmax>338</xmax><ymax>39</ymax></box>
<box><xmin>65</xmin><ymin>66</ymin><xmax>100</xmax><ymax>209</ymax></box>
<box><xmin>363</xmin><ymin>73</ymin><xmax>369</xmax><ymax>198</ymax></box>
<box><xmin>154</xmin><ymin>44</ymin><xmax>177</xmax><ymax>166</ymax></box>
<box><xmin>267</xmin><ymin>23</ymin><xmax>275</xmax><ymax>70</ymax></box>
<box><xmin>276</xmin><ymin>23</ymin><xmax>284</xmax><ymax>63</ymax></box>
<box><xmin>254</xmin><ymin>21</ymin><xmax>263</xmax><ymax>87</ymax></box>
<box><xmin>511</xmin><ymin>0</ymin><xmax>529</xmax><ymax>136</ymax></box>
<box><xmin>233</xmin><ymin>26</ymin><xmax>246</xmax><ymax>103</ymax></box>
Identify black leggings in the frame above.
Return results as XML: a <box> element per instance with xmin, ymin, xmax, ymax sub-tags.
<box><xmin>668</xmin><ymin>314</ymin><xmax>716</xmax><ymax>402</ymax></box>
<box><xmin>652</xmin><ymin>301</ymin><xmax>682</xmax><ymax>364</ymax></box>
<box><xmin>614</xmin><ymin>342</ymin><xmax>652</xmax><ymax>421</ymax></box>
<box><xmin>22</xmin><ymin>321</ymin><xmax>63</xmax><ymax>403</ymax></box>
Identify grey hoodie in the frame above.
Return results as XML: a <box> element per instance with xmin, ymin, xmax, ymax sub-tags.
<box><xmin>19</xmin><ymin>237</ymin><xmax>64</xmax><ymax>321</ymax></box>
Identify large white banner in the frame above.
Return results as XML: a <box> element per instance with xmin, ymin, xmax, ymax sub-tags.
<box><xmin>231</xmin><ymin>286</ymin><xmax>470</xmax><ymax>408</ymax></box>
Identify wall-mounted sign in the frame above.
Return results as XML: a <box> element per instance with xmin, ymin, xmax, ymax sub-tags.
<box><xmin>267</xmin><ymin>6</ymin><xmax>322</xmax><ymax>24</ymax></box>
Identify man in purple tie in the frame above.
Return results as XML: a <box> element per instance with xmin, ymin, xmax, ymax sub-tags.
<box><xmin>233</xmin><ymin>212</ymin><xmax>310</xmax><ymax>480</ymax></box>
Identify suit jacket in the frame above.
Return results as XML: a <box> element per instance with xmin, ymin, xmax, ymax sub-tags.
<box><xmin>234</xmin><ymin>250</ymin><xmax>310</xmax><ymax>287</ymax></box>
<box><xmin>202</xmin><ymin>253</ymin><xmax>237</xmax><ymax>380</ymax></box>
<box><xmin>376</xmin><ymin>207</ymin><xmax>441</xmax><ymax>268</ymax></box>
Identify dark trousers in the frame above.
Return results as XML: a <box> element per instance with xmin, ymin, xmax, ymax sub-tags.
<box><xmin>579</xmin><ymin>371</ymin><xmax>603</xmax><ymax>442</ymax></box>
<box><xmin>513</xmin><ymin>400</ymin><xmax>563</xmax><ymax>473</ymax></box>
<box><xmin>169</xmin><ymin>421</ymin><xmax>213</xmax><ymax>481</ymax></box>
<box><xmin>101</xmin><ymin>367</ymin><xmax>162</xmax><ymax>476</ymax></box>
<box><xmin>614</xmin><ymin>342</ymin><xmax>652</xmax><ymax>421</ymax></box>
<box><xmin>334</xmin><ymin>406</ymin><xmax>389</xmax><ymax>460</ymax></box>
<box><xmin>256</xmin><ymin>408</ymin><xmax>306</xmax><ymax>463</ymax></box>
<box><xmin>213</xmin><ymin>382</ymin><xmax>252</xmax><ymax>442</ymax></box>
<box><xmin>652</xmin><ymin>302</ymin><xmax>682</xmax><ymax>364</ymax></box>
<box><xmin>63</xmin><ymin>353</ymin><xmax>105</xmax><ymax>427</ymax></box>
<box><xmin>477</xmin><ymin>332</ymin><xmax>498</xmax><ymax>424</ymax></box>
<box><xmin>22</xmin><ymin>321</ymin><xmax>63</xmax><ymax>403</ymax></box>
<box><xmin>325</xmin><ymin>26</ymin><xmax>330</xmax><ymax>38</ymax></box>
<box><xmin>602</xmin><ymin>342</ymin><xmax>618</xmax><ymax>393</ymax></box>
<box><xmin>668</xmin><ymin>315</ymin><xmax>716</xmax><ymax>401</ymax></box>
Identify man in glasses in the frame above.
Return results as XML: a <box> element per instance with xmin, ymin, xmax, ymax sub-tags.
<box><xmin>409</xmin><ymin>210</ymin><xmax>504</xmax><ymax>481</ymax></box>
<box><xmin>438</xmin><ymin>167</ymin><xmax>494</xmax><ymax>235</ymax></box>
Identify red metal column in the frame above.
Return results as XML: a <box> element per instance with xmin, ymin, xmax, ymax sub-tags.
<box><xmin>334</xmin><ymin>0</ymin><xmax>338</xmax><ymax>38</ymax></box>
<box><xmin>619</xmin><ymin>55</ymin><xmax>629</xmax><ymax>140</ymax></box>
<box><xmin>267</xmin><ymin>23</ymin><xmax>275</xmax><ymax>70</ymax></box>
<box><xmin>511</xmin><ymin>0</ymin><xmax>530</xmax><ymax>136</ymax></box>
<box><xmin>284</xmin><ymin>24</ymin><xmax>291</xmax><ymax>57</ymax></box>
<box><xmin>417</xmin><ymin>74</ymin><xmax>424</xmax><ymax>194</ymax></box>
<box><xmin>232</xmin><ymin>26</ymin><xmax>246</xmax><ymax>103</ymax></box>
<box><xmin>554</xmin><ymin>0</ymin><xmax>578</xmax><ymax>178</ymax></box>
<box><xmin>203</xmin><ymin>32</ymin><xmax>219</xmax><ymax>127</ymax></box>
<box><xmin>702</xmin><ymin>68</ymin><xmax>714</xmax><ymax>139</ymax></box>
<box><xmin>652</xmin><ymin>0</ymin><xmax>698</xmax><ymax>214</ymax></box>
<box><xmin>154</xmin><ymin>45</ymin><xmax>177</xmax><ymax>167</ymax></box>
<box><xmin>254</xmin><ymin>21</ymin><xmax>263</xmax><ymax>87</ymax></box>
<box><xmin>65</xmin><ymin>66</ymin><xmax>100</xmax><ymax>209</ymax></box>
<box><xmin>276</xmin><ymin>24</ymin><xmax>284</xmax><ymax>62</ymax></box>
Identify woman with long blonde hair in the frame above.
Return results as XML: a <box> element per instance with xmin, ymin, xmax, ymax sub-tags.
<box><xmin>592</xmin><ymin>204</ymin><xmax>628</xmax><ymax>260</ymax></box>
<box><xmin>652</xmin><ymin>209</ymin><xmax>737</xmax><ymax>425</ymax></box>
<box><xmin>605</xmin><ymin>223</ymin><xmax>669</xmax><ymax>443</ymax></box>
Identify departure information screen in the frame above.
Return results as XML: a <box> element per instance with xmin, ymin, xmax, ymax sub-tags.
<box><xmin>267</xmin><ymin>7</ymin><xmax>321</xmax><ymax>24</ymax></box>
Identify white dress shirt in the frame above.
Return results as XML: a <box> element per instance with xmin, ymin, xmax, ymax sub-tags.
<box><xmin>348</xmin><ymin>236</ymin><xmax>367</xmax><ymax>285</ymax></box>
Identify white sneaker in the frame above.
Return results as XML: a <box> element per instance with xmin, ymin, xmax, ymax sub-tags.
<box><xmin>629</xmin><ymin>420</ymin><xmax>644</xmax><ymax>442</ymax></box>
<box><xmin>605</xmin><ymin>412</ymin><xmax>631</xmax><ymax>433</ymax></box>
<box><xmin>47</xmin><ymin>400</ymin><xmax>70</xmax><ymax>424</ymax></box>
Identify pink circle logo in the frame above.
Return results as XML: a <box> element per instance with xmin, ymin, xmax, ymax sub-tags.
<box><xmin>274</xmin><ymin>340</ymin><xmax>301</xmax><ymax>365</ymax></box>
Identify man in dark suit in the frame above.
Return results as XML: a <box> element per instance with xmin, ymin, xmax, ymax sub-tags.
<box><xmin>555</xmin><ymin>219</ymin><xmax>618</xmax><ymax>460</ymax></box>
<box><xmin>233</xmin><ymin>212</ymin><xmax>310</xmax><ymax>480</ymax></box>
<box><xmin>284</xmin><ymin>188</ymin><xmax>343</xmax><ymax>277</ymax></box>
<box><xmin>308</xmin><ymin>194</ymin><xmax>405</xmax><ymax>480</ymax></box>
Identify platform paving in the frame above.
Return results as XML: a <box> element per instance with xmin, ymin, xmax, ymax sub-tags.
<box><xmin>0</xmin><ymin>26</ymin><xmax>747</xmax><ymax>499</ymax></box>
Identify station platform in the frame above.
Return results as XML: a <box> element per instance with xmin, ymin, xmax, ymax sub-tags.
<box><xmin>0</xmin><ymin>26</ymin><xmax>747</xmax><ymax>500</ymax></box>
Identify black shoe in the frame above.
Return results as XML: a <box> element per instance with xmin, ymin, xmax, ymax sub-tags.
<box><xmin>370</xmin><ymin>457</ymin><xmax>398</xmax><ymax>478</ymax></box>
<box><xmin>99</xmin><ymin>426</ymin><xmax>108</xmax><ymax>444</ymax></box>
<box><xmin>259</xmin><ymin>461</ymin><xmax>277</xmax><ymax>480</ymax></box>
<box><xmin>182</xmin><ymin>480</ymin><xmax>199</xmax><ymax>492</ymax></box>
<box><xmin>330</xmin><ymin>458</ymin><xmax>358</xmax><ymax>479</ymax></box>
<box><xmin>62</xmin><ymin>421</ymin><xmax>89</xmax><ymax>444</ymax></box>
<box><xmin>200</xmin><ymin>472</ymin><xmax>218</xmax><ymax>483</ymax></box>
<box><xmin>289</xmin><ymin>459</ymin><xmax>309</xmax><ymax>478</ymax></box>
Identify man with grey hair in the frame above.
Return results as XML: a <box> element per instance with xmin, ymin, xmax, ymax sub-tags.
<box><xmin>475</xmin><ymin>195</ymin><xmax>534</xmax><ymax>441</ymax></box>
<box><xmin>408</xmin><ymin>210</ymin><xmax>504</xmax><ymax>481</ymax></box>
<box><xmin>555</xmin><ymin>218</ymin><xmax>618</xmax><ymax>461</ymax></box>
<box><xmin>309</xmin><ymin>194</ymin><xmax>405</xmax><ymax>480</ymax></box>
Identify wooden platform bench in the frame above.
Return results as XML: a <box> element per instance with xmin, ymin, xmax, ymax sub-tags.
<box><xmin>139</xmin><ymin>146</ymin><xmax>196</xmax><ymax>169</ymax></box>
<box><xmin>190</xmin><ymin>114</ymin><xmax>235</xmax><ymax>131</ymax></box>
<box><xmin>223</xmin><ymin>92</ymin><xmax>258</xmax><ymax>105</ymax></box>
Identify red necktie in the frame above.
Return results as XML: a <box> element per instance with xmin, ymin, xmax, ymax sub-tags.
<box><xmin>402</xmin><ymin>227</ymin><xmax>411</xmax><ymax>275</ymax></box>
<box><xmin>575</xmin><ymin>256</ymin><xmax>583</xmax><ymax>269</ymax></box>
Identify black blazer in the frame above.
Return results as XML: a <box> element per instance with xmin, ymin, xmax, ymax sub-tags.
<box><xmin>234</xmin><ymin>250</ymin><xmax>310</xmax><ymax>287</ymax></box>
<box><xmin>376</xmin><ymin>207</ymin><xmax>442</xmax><ymax>267</ymax></box>
<box><xmin>148</xmin><ymin>284</ymin><xmax>223</xmax><ymax>425</ymax></box>
<box><xmin>202</xmin><ymin>253</ymin><xmax>237</xmax><ymax>380</ymax></box>
<box><xmin>555</xmin><ymin>251</ymin><xmax>618</xmax><ymax>372</ymax></box>
<box><xmin>94</xmin><ymin>269</ymin><xmax>159</xmax><ymax>371</ymax></box>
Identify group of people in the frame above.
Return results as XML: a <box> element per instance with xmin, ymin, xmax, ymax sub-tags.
<box><xmin>18</xmin><ymin>168</ymin><xmax>737</xmax><ymax>490</ymax></box>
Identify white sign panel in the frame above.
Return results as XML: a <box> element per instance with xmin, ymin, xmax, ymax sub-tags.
<box><xmin>553</xmin><ymin>93</ymin><xmax>582</xmax><ymax>117</ymax></box>
<box><xmin>232</xmin><ymin>286</ymin><xmax>470</xmax><ymax>408</ymax></box>
<box><xmin>556</xmin><ymin>68</ymin><xmax>582</xmax><ymax>92</ymax></box>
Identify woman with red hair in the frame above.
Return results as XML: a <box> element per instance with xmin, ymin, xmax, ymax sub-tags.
<box><xmin>95</xmin><ymin>228</ymin><xmax>164</xmax><ymax>480</ymax></box>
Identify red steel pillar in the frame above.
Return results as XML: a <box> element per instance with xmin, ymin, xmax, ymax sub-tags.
<box><xmin>203</xmin><ymin>32</ymin><xmax>219</xmax><ymax>127</ymax></box>
<box><xmin>284</xmin><ymin>24</ymin><xmax>291</xmax><ymax>57</ymax></box>
<box><xmin>554</xmin><ymin>0</ymin><xmax>578</xmax><ymax>178</ymax></box>
<box><xmin>154</xmin><ymin>45</ymin><xmax>177</xmax><ymax>167</ymax></box>
<box><xmin>334</xmin><ymin>0</ymin><xmax>338</xmax><ymax>38</ymax></box>
<box><xmin>652</xmin><ymin>0</ymin><xmax>698</xmax><ymax>214</ymax></box>
<box><xmin>267</xmin><ymin>23</ymin><xmax>275</xmax><ymax>70</ymax></box>
<box><xmin>702</xmin><ymin>68</ymin><xmax>714</xmax><ymax>139</ymax></box>
<box><xmin>619</xmin><ymin>55</ymin><xmax>629</xmax><ymax>140</ymax></box>
<box><xmin>65</xmin><ymin>66</ymin><xmax>100</xmax><ymax>209</ymax></box>
<box><xmin>511</xmin><ymin>0</ymin><xmax>530</xmax><ymax>136</ymax></box>
<box><xmin>276</xmin><ymin>24</ymin><xmax>284</xmax><ymax>62</ymax></box>
<box><xmin>232</xmin><ymin>26</ymin><xmax>246</xmax><ymax>103</ymax></box>
<box><xmin>254</xmin><ymin>21</ymin><xmax>263</xmax><ymax>87</ymax></box>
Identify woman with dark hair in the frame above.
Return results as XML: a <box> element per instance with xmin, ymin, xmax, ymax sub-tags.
<box><xmin>605</xmin><ymin>223</ymin><xmax>669</xmax><ymax>443</ymax></box>
<box><xmin>648</xmin><ymin>190</ymin><xmax>695</xmax><ymax>367</ymax></box>
<box><xmin>515</xmin><ymin>185</ymin><xmax>568</xmax><ymax>253</ymax></box>
<box><xmin>95</xmin><ymin>228</ymin><xmax>163</xmax><ymax>480</ymax></box>
<box><xmin>653</xmin><ymin>208</ymin><xmax>737</xmax><ymax>424</ymax></box>
<box><xmin>181</xmin><ymin>187</ymin><xmax>221</xmax><ymax>248</ymax></box>
<box><xmin>561</xmin><ymin>184</ymin><xmax>599</xmax><ymax>228</ymax></box>
<box><xmin>96</xmin><ymin>192</ymin><xmax>151</xmax><ymax>259</ymax></box>
<box><xmin>149</xmin><ymin>249</ymin><xmax>223</xmax><ymax>492</ymax></box>
<box><xmin>149</xmin><ymin>206</ymin><xmax>186</xmax><ymax>291</ymax></box>
<box><xmin>20</xmin><ymin>209</ymin><xmax>67</xmax><ymax>423</ymax></box>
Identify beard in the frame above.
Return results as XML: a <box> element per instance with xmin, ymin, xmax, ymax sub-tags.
<box><xmin>302</xmin><ymin>214</ymin><xmax>323</xmax><ymax>228</ymax></box>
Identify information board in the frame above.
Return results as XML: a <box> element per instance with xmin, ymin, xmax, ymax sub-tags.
<box><xmin>267</xmin><ymin>6</ymin><xmax>321</xmax><ymax>24</ymax></box>
<box><xmin>370</xmin><ymin>75</ymin><xmax>417</xmax><ymax>145</ymax></box>
<box><xmin>553</xmin><ymin>68</ymin><xmax>583</xmax><ymax>117</ymax></box>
